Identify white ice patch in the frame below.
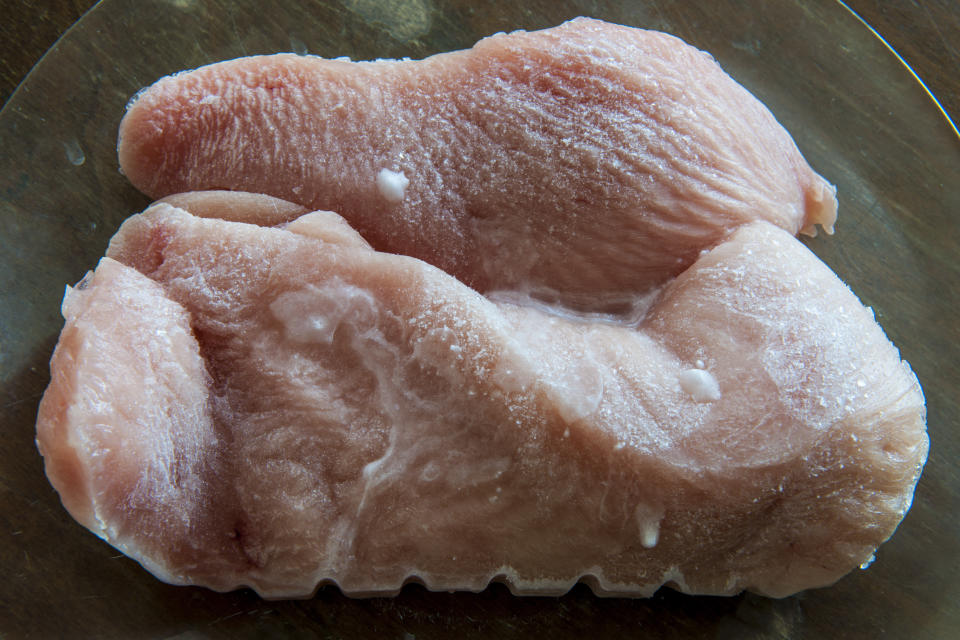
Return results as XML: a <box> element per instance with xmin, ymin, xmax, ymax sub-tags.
<box><xmin>289</xmin><ymin>36</ymin><xmax>308</xmax><ymax>55</ymax></box>
<box><xmin>376</xmin><ymin>168</ymin><xmax>409</xmax><ymax>203</ymax></box>
<box><xmin>678</xmin><ymin>368</ymin><xmax>721</xmax><ymax>402</ymax></box>
<box><xmin>269</xmin><ymin>281</ymin><xmax>377</xmax><ymax>344</ymax></box>
<box><xmin>64</xmin><ymin>138</ymin><xmax>85</xmax><ymax>166</ymax></box>
<box><xmin>635</xmin><ymin>504</ymin><xmax>665</xmax><ymax>549</ymax></box>
<box><xmin>551</xmin><ymin>358</ymin><xmax>604</xmax><ymax>423</ymax></box>
<box><xmin>491</xmin><ymin>355</ymin><xmax>534</xmax><ymax>396</ymax></box>
<box><xmin>641</xmin><ymin>524</ymin><xmax>660</xmax><ymax>549</ymax></box>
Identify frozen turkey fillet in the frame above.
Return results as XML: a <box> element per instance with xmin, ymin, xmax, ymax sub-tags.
<box><xmin>118</xmin><ymin>17</ymin><xmax>837</xmax><ymax>308</ymax></box>
<box><xmin>35</xmin><ymin>195</ymin><xmax>926</xmax><ymax>599</ymax></box>
<box><xmin>38</xmin><ymin>18</ymin><xmax>924</xmax><ymax>599</ymax></box>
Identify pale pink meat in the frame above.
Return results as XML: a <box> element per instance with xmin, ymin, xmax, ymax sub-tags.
<box><xmin>118</xmin><ymin>17</ymin><xmax>837</xmax><ymax>307</ymax></box>
<box><xmin>36</xmin><ymin>196</ymin><xmax>926</xmax><ymax>599</ymax></box>
<box><xmin>38</xmin><ymin>18</ymin><xmax>924</xmax><ymax>599</ymax></box>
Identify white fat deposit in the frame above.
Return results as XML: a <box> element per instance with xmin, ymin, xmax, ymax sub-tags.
<box><xmin>678</xmin><ymin>368</ymin><xmax>721</xmax><ymax>402</ymax></box>
<box><xmin>377</xmin><ymin>168</ymin><xmax>409</xmax><ymax>202</ymax></box>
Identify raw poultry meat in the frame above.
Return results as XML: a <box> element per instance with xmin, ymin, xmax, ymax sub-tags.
<box><xmin>35</xmin><ymin>194</ymin><xmax>926</xmax><ymax>598</ymax></box>
<box><xmin>118</xmin><ymin>17</ymin><xmax>837</xmax><ymax>309</ymax></box>
<box><xmin>37</xmin><ymin>18</ymin><xmax>925</xmax><ymax>599</ymax></box>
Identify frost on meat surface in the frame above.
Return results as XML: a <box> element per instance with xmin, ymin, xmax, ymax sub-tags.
<box><xmin>39</xmin><ymin>17</ymin><xmax>922</xmax><ymax>600</ymax></box>
<box><xmin>118</xmin><ymin>17</ymin><xmax>837</xmax><ymax>308</ymax></box>
<box><xmin>36</xmin><ymin>198</ymin><xmax>926</xmax><ymax>599</ymax></box>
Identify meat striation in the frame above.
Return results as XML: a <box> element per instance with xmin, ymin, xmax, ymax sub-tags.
<box><xmin>118</xmin><ymin>17</ymin><xmax>837</xmax><ymax>308</ymax></box>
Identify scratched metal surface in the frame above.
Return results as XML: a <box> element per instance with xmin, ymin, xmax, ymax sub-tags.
<box><xmin>1</xmin><ymin>1</ymin><xmax>957</xmax><ymax>637</ymax></box>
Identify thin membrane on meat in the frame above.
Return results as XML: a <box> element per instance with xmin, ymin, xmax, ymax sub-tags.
<box><xmin>36</xmin><ymin>197</ymin><xmax>927</xmax><ymax>599</ymax></box>
<box><xmin>117</xmin><ymin>17</ymin><xmax>837</xmax><ymax>308</ymax></box>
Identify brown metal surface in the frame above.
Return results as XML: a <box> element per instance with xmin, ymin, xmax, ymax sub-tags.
<box><xmin>1</xmin><ymin>1</ymin><xmax>957</xmax><ymax>637</ymax></box>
